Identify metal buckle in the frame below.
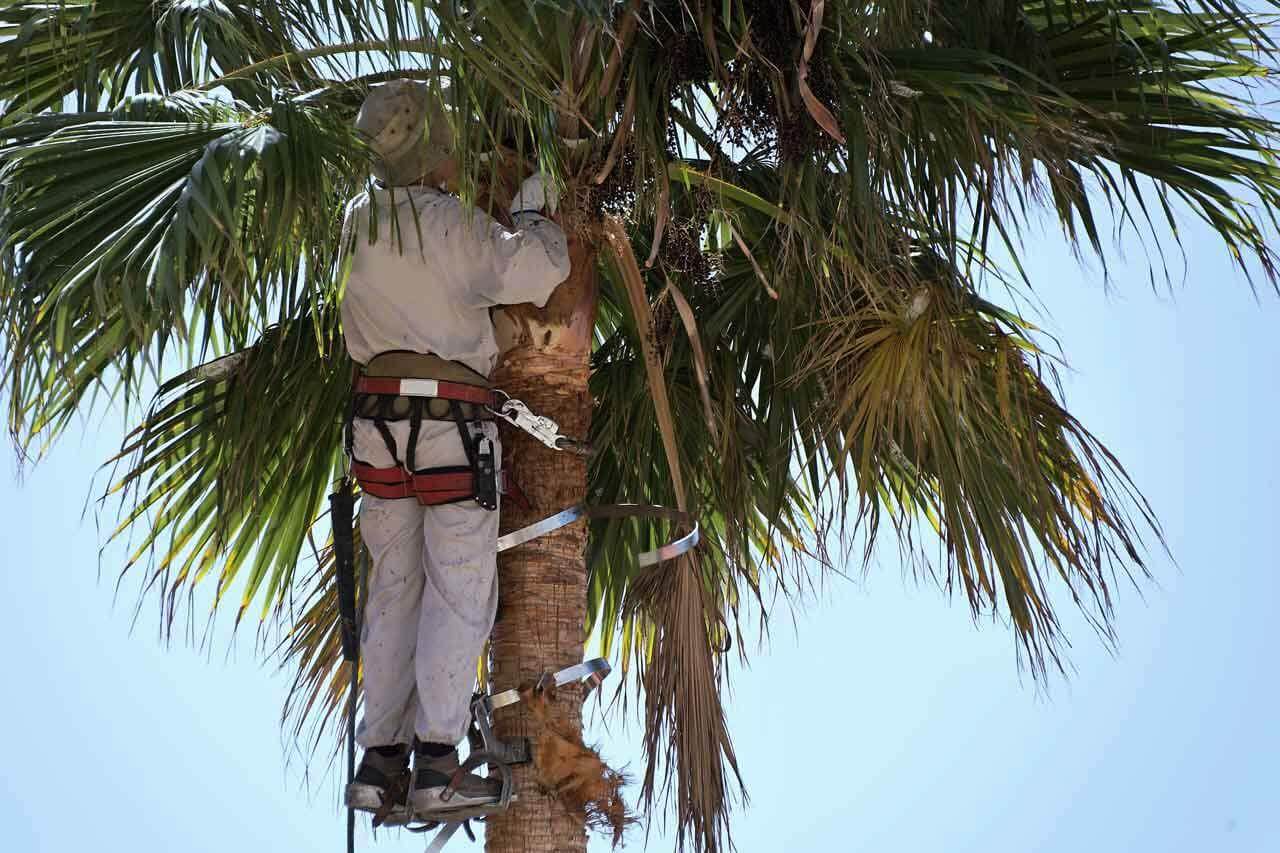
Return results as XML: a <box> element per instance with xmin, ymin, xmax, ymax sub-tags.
<box><xmin>488</xmin><ymin>398</ymin><xmax>566</xmax><ymax>450</ymax></box>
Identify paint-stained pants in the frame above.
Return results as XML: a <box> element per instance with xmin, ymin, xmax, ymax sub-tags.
<box><xmin>352</xmin><ymin>416</ymin><xmax>500</xmax><ymax>748</ymax></box>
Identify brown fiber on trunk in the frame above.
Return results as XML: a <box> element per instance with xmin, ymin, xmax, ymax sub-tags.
<box><xmin>486</xmin><ymin>233</ymin><xmax>597</xmax><ymax>853</ymax></box>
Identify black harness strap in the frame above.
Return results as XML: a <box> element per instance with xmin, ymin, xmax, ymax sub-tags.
<box><xmin>344</xmin><ymin>394</ymin><xmax>358</xmax><ymax>461</ymax></box>
<box><xmin>406</xmin><ymin>397</ymin><xmax>424</xmax><ymax>474</ymax></box>
<box><xmin>370</xmin><ymin>416</ymin><xmax>402</xmax><ymax>469</ymax></box>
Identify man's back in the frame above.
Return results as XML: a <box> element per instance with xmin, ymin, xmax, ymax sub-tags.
<box><xmin>340</xmin><ymin>184</ymin><xmax>570</xmax><ymax>375</ymax></box>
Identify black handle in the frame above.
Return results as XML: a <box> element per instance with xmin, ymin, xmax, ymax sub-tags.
<box><xmin>329</xmin><ymin>479</ymin><xmax>359</xmax><ymax>662</ymax></box>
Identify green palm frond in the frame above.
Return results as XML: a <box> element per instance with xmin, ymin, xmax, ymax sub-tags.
<box><xmin>0</xmin><ymin>89</ymin><xmax>365</xmax><ymax>452</ymax></box>
<box><xmin>586</xmin><ymin>160</ymin><xmax>1159</xmax><ymax>679</ymax></box>
<box><xmin>803</xmin><ymin>253</ymin><xmax>1158</xmax><ymax>671</ymax></box>
<box><xmin>0</xmin><ymin>0</ymin><xmax>327</xmax><ymax>118</ymax></box>
<box><xmin>104</xmin><ymin>306</ymin><xmax>349</xmax><ymax>633</ymax></box>
<box><xmin>852</xmin><ymin>2</ymin><xmax>1280</xmax><ymax>284</ymax></box>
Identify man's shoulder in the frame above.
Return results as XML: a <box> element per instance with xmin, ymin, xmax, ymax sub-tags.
<box><xmin>357</xmin><ymin>185</ymin><xmax>469</xmax><ymax>216</ymax></box>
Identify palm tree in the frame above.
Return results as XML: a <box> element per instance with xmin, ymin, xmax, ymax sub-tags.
<box><xmin>3</xmin><ymin>2</ymin><xmax>1278</xmax><ymax>852</ymax></box>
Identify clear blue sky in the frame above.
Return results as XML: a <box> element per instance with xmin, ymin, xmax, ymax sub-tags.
<box><xmin>2</xmin><ymin>204</ymin><xmax>1277</xmax><ymax>853</ymax></box>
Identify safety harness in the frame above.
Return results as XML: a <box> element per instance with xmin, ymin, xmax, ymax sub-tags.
<box><xmin>332</xmin><ymin>350</ymin><xmax>699</xmax><ymax>853</ymax></box>
<box><xmin>344</xmin><ymin>351</ymin><xmax>516</xmax><ymax>510</ymax></box>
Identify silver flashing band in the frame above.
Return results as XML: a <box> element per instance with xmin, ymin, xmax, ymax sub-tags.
<box><xmin>485</xmin><ymin>658</ymin><xmax>612</xmax><ymax>712</ymax></box>
<box><xmin>496</xmin><ymin>504</ymin><xmax>698</xmax><ymax>568</ymax></box>
<box><xmin>637</xmin><ymin>522</ymin><xmax>700</xmax><ymax>567</ymax></box>
<box><xmin>495</xmin><ymin>505</ymin><xmax>586</xmax><ymax>552</ymax></box>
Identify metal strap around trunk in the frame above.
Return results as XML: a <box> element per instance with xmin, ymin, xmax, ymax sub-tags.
<box><xmin>495</xmin><ymin>505</ymin><xmax>585</xmax><ymax>552</ymax></box>
<box><xmin>497</xmin><ymin>503</ymin><xmax>699</xmax><ymax>567</ymax></box>
<box><xmin>483</xmin><ymin>658</ymin><xmax>612</xmax><ymax>714</ymax></box>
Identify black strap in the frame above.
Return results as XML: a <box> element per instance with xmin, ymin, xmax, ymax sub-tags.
<box><xmin>329</xmin><ymin>478</ymin><xmax>360</xmax><ymax>853</ymax></box>
<box><xmin>406</xmin><ymin>397</ymin><xmax>423</xmax><ymax>473</ymax></box>
<box><xmin>372</xmin><ymin>417</ymin><xmax>402</xmax><ymax>469</ymax></box>
<box><xmin>448</xmin><ymin>400</ymin><xmax>480</xmax><ymax>471</ymax></box>
<box><xmin>344</xmin><ymin>394</ymin><xmax>357</xmax><ymax>461</ymax></box>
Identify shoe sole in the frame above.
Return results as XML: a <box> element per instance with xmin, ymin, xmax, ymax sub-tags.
<box><xmin>345</xmin><ymin>782</ymin><xmax>411</xmax><ymax>822</ymax></box>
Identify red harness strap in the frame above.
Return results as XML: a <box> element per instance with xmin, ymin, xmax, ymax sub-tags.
<box><xmin>353</xmin><ymin>462</ymin><xmax>528</xmax><ymax>508</ymax></box>
<box><xmin>354</xmin><ymin>376</ymin><xmax>499</xmax><ymax>407</ymax></box>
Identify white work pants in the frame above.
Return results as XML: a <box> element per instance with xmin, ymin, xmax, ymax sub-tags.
<box><xmin>352</xmin><ymin>416</ymin><xmax>500</xmax><ymax>748</ymax></box>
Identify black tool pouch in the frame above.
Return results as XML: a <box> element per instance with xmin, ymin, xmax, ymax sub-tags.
<box><xmin>329</xmin><ymin>478</ymin><xmax>359</xmax><ymax>662</ymax></box>
<box><xmin>451</xmin><ymin>400</ymin><xmax>498</xmax><ymax>512</ymax></box>
<box><xmin>474</xmin><ymin>436</ymin><xmax>498</xmax><ymax>511</ymax></box>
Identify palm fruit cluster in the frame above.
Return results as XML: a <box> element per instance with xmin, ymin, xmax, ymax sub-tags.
<box><xmin>742</xmin><ymin>0</ymin><xmax>798</xmax><ymax>69</ymax></box>
<box><xmin>668</xmin><ymin>28</ymin><xmax>711</xmax><ymax>86</ymax></box>
<box><xmin>585</xmin><ymin>144</ymin><xmax>639</xmax><ymax>217</ymax></box>
<box><xmin>671</xmin><ymin>222</ymin><xmax>724</xmax><ymax>304</ymax></box>
<box><xmin>650</xmin><ymin>203</ymin><xmax>724</xmax><ymax>349</ymax></box>
<box><xmin>666</xmin><ymin>115</ymin><xmax>682</xmax><ymax>158</ymax></box>
<box><xmin>656</xmin><ymin>123</ymin><xmax>724</xmax><ymax>353</ymax></box>
<box><xmin>652</xmin><ymin>0</ymin><xmax>712</xmax><ymax>87</ymax></box>
<box><xmin>775</xmin><ymin>114</ymin><xmax>810</xmax><ymax>163</ymax></box>
<box><xmin>712</xmin><ymin>59</ymin><xmax>779</xmax><ymax>154</ymax></box>
<box><xmin>711</xmin><ymin>0</ymin><xmax>842</xmax><ymax>164</ymax></box>
<box><xmin>715</xmin><ymin>102</ymin><xmax>751</xmax><ymax>149</ymax></box>
<box><xmin>649</xmin><ymin>294</ymin><xmax>677</xmax><ymax>350</ymax></box>
<box><xmin>689</xmin><ymin>184</ymin><xmax>715</xmax><ymax>220</ymax></box>
<box><xmin>660</xmin><ymin>217</ymin><xmax>710</xmax><ymax>278</ymax></box>
<box><xmin>780</xmin><ymin>58</ymin><xmax>840</xmax><ymax>163</ymax></box>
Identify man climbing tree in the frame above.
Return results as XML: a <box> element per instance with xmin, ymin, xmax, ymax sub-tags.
<box><xmin>3</xmin><ymin>4</ymin><xmax>1280</xmax><ymax>853</ymax></box>
<box><xmin>339</xmin><ymin>79</ymin><xmax>570</xmax><ymax>822</ymax></box>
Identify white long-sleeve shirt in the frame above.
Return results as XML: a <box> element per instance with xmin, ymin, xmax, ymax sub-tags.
<box><xmin>339</xmin><ymin>184</ymin><xmax>571</xmax><ymax>375</ymax></box>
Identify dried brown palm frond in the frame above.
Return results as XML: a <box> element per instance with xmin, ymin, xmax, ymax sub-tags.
<box><xmin>621</xmin><ymin>550</ymin><xmax>742</xmax><ymax>853</ymax></box>
<box><xmin>521</xmin><ymin>679</ymin><xmax>637</xmax><ymax>848</ymax></box>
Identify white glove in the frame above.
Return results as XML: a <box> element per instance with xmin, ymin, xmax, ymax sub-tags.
<box><xmin>510</xmin><ymin>171</ymin><xmax>560</xmax><ymax>216</ymax></box>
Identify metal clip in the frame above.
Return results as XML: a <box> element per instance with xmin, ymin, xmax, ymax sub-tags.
<box><xmin>490</xmin><ymin>398</ymin><xmax>570</xmax><ymax>451</ymax></box>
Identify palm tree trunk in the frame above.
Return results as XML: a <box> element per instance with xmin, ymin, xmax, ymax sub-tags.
<box><xmin>486</xmin><ymin>232</ymin><xmax>597</xmax><ymax>853</ymax></box>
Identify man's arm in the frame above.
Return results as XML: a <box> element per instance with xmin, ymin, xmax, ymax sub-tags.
<box><xmin>462</xmin><ymin>173</ymin><xmax>572</xmax><ymax>308</ymax></box>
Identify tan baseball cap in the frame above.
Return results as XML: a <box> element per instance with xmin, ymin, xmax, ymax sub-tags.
<box><xmin>355</xmin><ymin>79</ymin><xmax>455</xmax><ymax>186</ymax></box>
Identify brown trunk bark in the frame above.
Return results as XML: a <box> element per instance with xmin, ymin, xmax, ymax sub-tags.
<box><xmin>485</xmin><ymin>232</ymin><xmax>597</xmax><ymax>853</ymax></box>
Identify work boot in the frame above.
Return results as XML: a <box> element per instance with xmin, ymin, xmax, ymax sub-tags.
<box><xmin>410</xmin><ymin>741</ymin><xmax>500</xmax><ymax>817</ymax></box>
<box><xmin>345</xmin><ymin>744</ymin><xmax>411</xmax><ymax>816</ymax></box>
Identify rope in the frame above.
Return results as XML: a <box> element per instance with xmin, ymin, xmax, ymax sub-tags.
<box><xmin>346</xmin><ymin>658</ymin><xmax>358</xmax><ymax>853</ymax></box>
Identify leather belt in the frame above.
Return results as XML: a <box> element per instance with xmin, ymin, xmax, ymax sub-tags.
<box><xmin>354</xmin><ymin>376</ymin><xmax>498</xmax><ymax>407</ymax></box>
